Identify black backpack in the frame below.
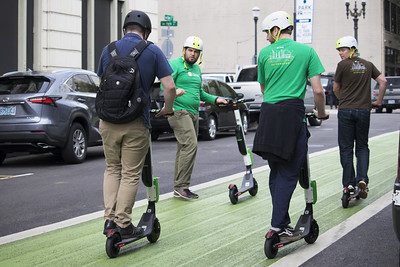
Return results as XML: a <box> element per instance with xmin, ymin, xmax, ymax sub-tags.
<box><xmin>95</xmin><ymin>40</ymin><xmax>150</xmax><ymax>124</ymax></box>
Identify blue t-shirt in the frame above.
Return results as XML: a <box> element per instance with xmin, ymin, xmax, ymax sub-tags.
<box><xmin>97</xmin><ymin>33</ymin><xmax>172</xmax><ymax>128</ymax></box>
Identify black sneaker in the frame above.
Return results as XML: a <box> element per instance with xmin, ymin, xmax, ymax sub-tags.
<box><xmin>118</xmin><ymin>223</ymin><xmax>144</xmax><ymax>239</ymax></box>
<box><xmin>358</xmin><ymin>180</ymin><xmax>368</xmax><ymax>199</ymax></box>
<box><xmin>174</xmin><ymin>188</ymin><xmax>198</xmax><ymax>200</ymax></box>
<box><xmin>103</xmin><ymin>219</ymin><xmax>116</xmax><ymax>235</ymax></box>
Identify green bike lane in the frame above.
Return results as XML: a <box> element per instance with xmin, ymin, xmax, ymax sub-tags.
<box><xmin>0</xmin><ymin>132</ymin><xmax>398</xmax><ymax>266</ymax></box>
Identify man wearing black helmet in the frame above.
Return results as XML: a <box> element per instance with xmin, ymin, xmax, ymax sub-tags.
<box><xmin>97</xmin><ymin>10</ymin><xmax>176</xmax><ymax>238</ymax></box>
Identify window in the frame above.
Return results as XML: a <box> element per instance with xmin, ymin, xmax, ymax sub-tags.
<box><xmin>205</xmin><ymin>80</ymin><xmax>218</xmax><ymax>95</ymax></box>
<box><xmin>67</xmin><ymin>74</ymin><xmax>97</xmax><ymax>93</ymax></box>
<box><xmin>391</xmin><ymin>2</ymin><xmax>398</xmax><ymax>33</ymax></box>
<box><xmin>385</xmin><ymin>0</ymin><xmax>390</xmax><ymax>31</ymax></box>
<box><xmin>0</xmin><ymin>77</ymin><xmax>48</xmax><ymax>94</ymax></box>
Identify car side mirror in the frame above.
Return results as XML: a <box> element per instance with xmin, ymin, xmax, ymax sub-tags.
<box><xmin>236</xmin><ymin>93</ymin><xmax>244</xmax><ymax>99</ymax></box>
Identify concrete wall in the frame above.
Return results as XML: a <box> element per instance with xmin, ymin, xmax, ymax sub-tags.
<box><xmin>159</xmin><ymin>0</ymin><xmax>384</xmax><ymax>74</ymax></box>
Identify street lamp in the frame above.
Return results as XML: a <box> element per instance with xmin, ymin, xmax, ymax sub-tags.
<box><xmin>345</xmin><ymin>0</ymin><xmax>366</xmax><ymax>41</ymax></box>
<box><xmin>252</xmin><ymin>6</ymin><xmax>260</xmax><ymax>65</ymax></box>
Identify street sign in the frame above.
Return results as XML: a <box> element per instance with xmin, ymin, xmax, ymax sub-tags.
<box><xmin>164</xmin><ymin>14</ymin><xmax>174</xmax><ymax>21</ymax></box>
<box><xmin>160</xmin><ymin>20</ymin><xmax>178</xmax><ymax>27</ymax></box>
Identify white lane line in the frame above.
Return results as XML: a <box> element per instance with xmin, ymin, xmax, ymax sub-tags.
<box><xmin>0</xmin><ymin>173</ymin><xmax>34</xmax><ymax>180</ymax></box>
<box><xmin>0</xmin><ymin>131</ymin><xmax>397</xmax><ymax>246</ymax></box>
<box><xmin>270</xmin><ymin>190</ymin><xmax>393</xmax><ymax>267</ymax></box>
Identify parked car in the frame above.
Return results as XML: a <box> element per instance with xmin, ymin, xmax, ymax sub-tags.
<box><xmin>202</xmin><ymin>73</ymin><xmax>235</xmax><ymax>83</ymax></box>
<box><xmin>0</xmin><ymin>69</ymin><xmax>102</xmax><ymax>165</ymax></box>
<box><xmin>321</xmin><ymin>73</ymin><xmax>337</xmax><ymax>107</ymax></box>
<box><xmin>373</xmin><ymin>76</ymin><xmax>400</xmax><ymax>113</ymax></box>
<box><xmin>150</xmin><ymin>79</ymin><xmax>250</xmax><ymax>141</ymax></box>
<box><xmin>393</xmin><ymin>133</ymin><xmax>400</xmax><ymax>244</ymax></box>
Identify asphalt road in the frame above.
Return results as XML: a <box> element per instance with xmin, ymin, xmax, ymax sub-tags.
<box><xmin>0</xmin><ymin>110</ymin><xmax>399</xmax><ymax>239</ymax></box>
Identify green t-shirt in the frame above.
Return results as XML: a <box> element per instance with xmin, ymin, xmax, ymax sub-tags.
<box><xmin>258</xmin><ymin>38</ymin><xmax>325</xmax><ymax>104</ymax></box>
<box><xmin>165</xmin><ymin>57</ymin><xmax>217</xmax><ymax>115</ymax></box>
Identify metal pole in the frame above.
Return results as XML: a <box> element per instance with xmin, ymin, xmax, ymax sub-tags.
<box><xmin>353</xmin><ymin>16</ymin><xmax>359</xmax><ymax>41</ymax></box>
<box><xmin>293</xmin><ymin>0</ymin><xmax>296</xmax><ymax>41</ymax></box>
<box><xmin>253</xmin><ymin>17</ymin><xmax>258</xmax><ymax>64</ymax></box>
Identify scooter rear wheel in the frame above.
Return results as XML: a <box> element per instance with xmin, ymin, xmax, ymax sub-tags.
<box><xmin>147</xmin><ymin>217</ymin><xmax>161</xmax><ymax>243</ymax></box>
<box><xmin>229</xmin><ymin>185</ymin><xmax>239</xmax><ymax>205</ymax></box>
<box><xmin>264</xmin><ymin>233</ymin><xmax>279</xmax><ymax>259</ymax></box>
<box><xmin>248</xmin><ymin>178</ymin><xmax>258</xmax><ymax>196</ymax></box>
<box><xmin>304</xmin><ymin>219</ymin><xmax>319</xmax><ymax>244</ymax></box>
<box><xmin>342</xmin><ymin>192</ymin><xmax>350</xmax><ymax>208</ymax></box>
<box><xmin>105</xmin><ymin>233</ymin><xmax>121</xmax><ymax>258</ymax></box>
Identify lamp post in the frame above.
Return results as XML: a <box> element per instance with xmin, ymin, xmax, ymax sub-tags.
<box><xmin>345</xmin><ymin>0</ymin><xmax>366</xmax><ymax>41</ymax></box>
<box><xmin>252</xmin><ymin>6</ymin><xmax>260</xmax><ymax>65</ymax></box>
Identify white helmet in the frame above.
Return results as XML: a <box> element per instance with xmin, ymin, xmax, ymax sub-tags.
<box><xmin>183</xmin><ymin>36</ymin><xmax>203</xmax><ymax>51</ymax></box>
<box><xmin>261</xmin><ymin>11</ymin><xmax>293</xmax><ymax>32</ymax></box>
<box><xmin>336</xmin><ymin>36</ymin><xmax>358</xmax><ymax>50</ymax></box>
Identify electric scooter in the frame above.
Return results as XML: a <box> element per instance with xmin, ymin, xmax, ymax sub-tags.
<box><xmin>105</xmin><ymin>141</ymin><xmax>161</xmax><ymax>258</ymax></box>
<box><xmin>341</xmin><ymin>185</ymin><xmax>362</xmax><ymax>208</ymax></box>
<box><xmin>264</xmin><ymin>153</ymin><xmax>319</xmax><ymax>259</ymax></box>
<box><xmin>227</xmin><ymin>96</ymin><xmax>258</xmax><ymax>204</ymax></box>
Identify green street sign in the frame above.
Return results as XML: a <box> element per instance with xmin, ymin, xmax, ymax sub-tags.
<box><xmin>160</xmin><ymin>20</ymin><xmax>178</xmax><ymax>27</ymax></box>
<box><xmin>164</xmin><ymin>14</ymin><xmax>174</xmax><ymax>21</ymax></box>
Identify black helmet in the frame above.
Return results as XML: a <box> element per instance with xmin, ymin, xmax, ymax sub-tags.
<box><xmin>123</xmin><ymin>10</ymin><xmax>152</xmax><ymax>33</ymax></box>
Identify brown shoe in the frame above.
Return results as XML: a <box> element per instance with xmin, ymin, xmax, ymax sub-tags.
<box><xmin>174</xmin><ymin>188</ymin><xmax>198</xmax><ymax>200</ymax></box>
<box><xmin>358</xmin><ymin>180</ymin><xmax>368</xmax><ymax>199</ymax></box>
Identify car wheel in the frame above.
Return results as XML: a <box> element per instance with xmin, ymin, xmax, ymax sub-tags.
<box><xmin>151</xmin><ymin>131</ymin><xmax>160</xmax><ymax>141</ymax></box>
<box><xmin>241</xmin><ymin>113</ymin><xmax>249</xmax><ymax>135</ymax></box>
<box><xmin>0</xmin><ymin>151</ymin><xmax>6</xmax><ymax>165</ymax></box>
<box><xmin>308</xmin><ymin>116</ymin><xmax>322</xmax><ymax>126</ymax></box>
<box><xmin>386</xmin><ymin>108</ymin><xmax>393</xmax><ymax>113</ymax></box>
<box><xmin>202</xmin><ymin>115</ymin><xmax>217</xmax><ymax>140</ymax></box>
<box><xmin>61</xmin><ymin>123</ymin><xmax>87</xmax><ymax>164</ymax></box>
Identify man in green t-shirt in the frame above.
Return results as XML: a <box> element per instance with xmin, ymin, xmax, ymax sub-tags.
<box><xmin>333</xmin><ymin>36</ymin><xmax>387</xmax><ymax>201</ymax></box>
<box><xmin>167</xmin><ymin>36</ymin><xmax>227</xmax><ymax>200</ymax></box>
<box><xmin>252</xmin><ymin>11</ymin><xmax>327</xmax><ymax>238</ymax></box>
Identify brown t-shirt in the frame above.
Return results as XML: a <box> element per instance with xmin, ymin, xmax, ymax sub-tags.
<box><xmin>334</xmin><ymin>57</ymin><xmax>381</xmax><ymax>109</ymax></box>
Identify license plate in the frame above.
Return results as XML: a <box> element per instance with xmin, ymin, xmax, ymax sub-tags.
<box><xmin>388</xmin><ymin>100</ymin><xmax>396</xmax><ymax>104</ymax></box>
<box><xmin>0</xmin><ymin>106</ymin><xmax>16</xmax><ymax>116</ymax></box>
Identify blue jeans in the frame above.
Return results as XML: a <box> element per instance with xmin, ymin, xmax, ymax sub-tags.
<box><xmin>337</xmin><ymin>109</ymin><xmax>370</xmax><ymax>187</ymax></box>
<box><xmin>268</xmin><ymin>123</ymin><xmax>308</xmax><ymax>229</ymax></box>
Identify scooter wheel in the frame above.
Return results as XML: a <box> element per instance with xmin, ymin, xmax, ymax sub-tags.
<box><xmin>147</xmin><ymin>217</ymin><xmax>161</xmax><ymax>243</ymax></box>
<box><xmin>264</xmin><ymin>233</ymin><xmax>279</xmax><ymax>259</ymax></box>
<box><xmin>342</xmin><ymin>192</ymin><xmax>350</xmax><ymax>208</ymax></box>
<box><xmin>304</xmin><ymin>219</ymin><xmax>319</xmax><ymax>244</ymax></box>
<box><xmin>248</xmin><ymin>178</ymin><xmax>258</xmax><ymax>196</ymax></box>
<box><xmin>105</xmin><ymin>233</ymin><xmax>121</xmax><ymax>258</ymax></box>
<box><xmin>229</xmin><ymin>185</ymin><xmax>239</xmax><ymax>205</ymax></box>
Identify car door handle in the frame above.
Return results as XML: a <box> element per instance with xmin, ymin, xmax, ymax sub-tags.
<box><xmin>233</xmin><ymin>86</ymin><xmax>241</xmax><ymax>89</ymax></box>
<box><xmin>77</xmin><ymin>98</ymin><xmax>86</xmax><ymax>103</ymax></box>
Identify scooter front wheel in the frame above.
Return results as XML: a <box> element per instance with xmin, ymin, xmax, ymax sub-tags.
<box><xmin>147</xmin><ymin>217</ymin><xmax>161</xmax><ymax>243</ymax></box>
<box><xmin>229</xmin><ymin>184</ymin><xmax>239</xmax><ymax>205</ymax></box>
<box><xmin>342</xmin><ymin>192</ymin><xmax>350</xmax><ymax>208</ymax></box>
<box><xmin>304</xmin><ymin>219</ymin><xmax>319</xmax><ymax>244</ymax></box>
<box><xmin>248</xmin><ymin>178</ymin><xmax>258</xmax><ymax>196</ymax></box>
<box><xmin>264</xmin><ymin>233</ymin><xmax>280</xmax><ymax>259</ymax></box>
<box><xmin>105</xmin><ymin>233</ymin><xmax>121</xmax><ymax>258</ymax></box>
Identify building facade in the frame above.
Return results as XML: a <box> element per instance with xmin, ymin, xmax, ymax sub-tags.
<box><xmin>1</xmin><ymin>0</ymin><xmax>399</xmax><ymax>76</ymax></box>
<box><xmin>0</xmin><ymin>0</ymin><xmax>158</xmax><ymax>75</ymax></box>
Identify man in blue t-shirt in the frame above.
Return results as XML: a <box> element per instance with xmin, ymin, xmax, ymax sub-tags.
<box><xmin>97</xmin><ymin>10</ymin><xmax>175</xmax><ymax>239</ymax></box>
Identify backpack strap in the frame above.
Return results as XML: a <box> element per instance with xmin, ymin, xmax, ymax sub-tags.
<box><xmin>128</xmin><ymin>40</ymin><xmax>152</xmax><ymax>59</ymax></box>
<box><xmin>107</xmin><ymin>41</ymin><xmax>118</xmax><ymax>58</ymax></box>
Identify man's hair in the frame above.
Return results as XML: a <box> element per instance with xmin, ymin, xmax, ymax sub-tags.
<box><xmin>281</xmin><ymin>26</ymin><xmax>293</xmax><ymax>35</ymax></box>
<box><xmin>125</xmin><ymin>24</ymin><xmax>145</xmax><ymax>34</ymax></box>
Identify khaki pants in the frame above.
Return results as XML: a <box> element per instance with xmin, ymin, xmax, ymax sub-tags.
<box><xmin>168</xmin><ymin>110</ymin><xmax>199</xmax><ymax>190</ymax></box>
<box><xmin>99</xmin><ymin>118</ymin><xmax>149</xmax><ymax>228</ymax></box>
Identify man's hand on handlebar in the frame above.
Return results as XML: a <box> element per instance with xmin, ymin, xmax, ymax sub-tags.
<box><xmin>313</xmin><ymin>109</ymin><xmax>330</xmax><ymax>120</ymax></box>
<box><xmin>216</xmin><ymin>97</ymin><xmax>228</xmax><ymax>105</ymax></box>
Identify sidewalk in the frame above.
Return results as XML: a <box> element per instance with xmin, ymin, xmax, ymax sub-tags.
<box><xmin>0</xmin><ymin>132</ymin><xmax>398</xmax><ymax>266</ymax></box>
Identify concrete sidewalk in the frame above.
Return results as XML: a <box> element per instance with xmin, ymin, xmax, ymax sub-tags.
<box><xmin>0</xmin><ymin>132</ymin><xmax>398</xmax><ymax>266</ymax></box>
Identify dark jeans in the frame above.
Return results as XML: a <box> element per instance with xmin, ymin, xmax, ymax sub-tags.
<box><xmin>337</xmin><ymin>109</ymin><xmax>370</xmax><ymax>187</ymax></box>
<box><xmin>268</xmin><ymin>123</ymin><xmax>308</xmax><ymax>229</ymax></box>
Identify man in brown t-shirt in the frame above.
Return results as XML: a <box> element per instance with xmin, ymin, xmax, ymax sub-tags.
<box><xmin>333</xmin><ymin>36</ymin><xmax>387</xmax><ymax>202</ymax></box>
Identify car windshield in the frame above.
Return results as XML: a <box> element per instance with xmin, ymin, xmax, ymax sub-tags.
<box><xmin>237</xmin><ymin>67</ymin><xmax>257</xmax><ymax>82</ymax></box>
<box><xmin>0</xmin><ymin>77</ymin><xmax>49</xmax><ymax>94</ymax></box>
